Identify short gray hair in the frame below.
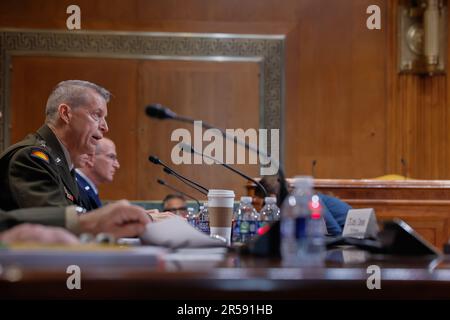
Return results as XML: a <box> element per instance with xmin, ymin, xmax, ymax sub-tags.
<box><xmin>45</xmin><ymin>80</ymin><xmax>111</xmax><ymax>123</ymax></box>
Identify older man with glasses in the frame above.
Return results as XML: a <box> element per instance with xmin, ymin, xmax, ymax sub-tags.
<box><xmin>75</xmin><ymin>137</ymin><xmax>120</xmax><ymax>209</ymax></box>
<box><xmin>162</xmin><ymin>194</ymin><xmax>188</xmax><ymax>218</ymax></box>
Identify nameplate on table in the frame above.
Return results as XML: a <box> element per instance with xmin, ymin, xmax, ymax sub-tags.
<box><xmin>342</xmin><ymin>208</ymin><xmax>379</xmax><ymax>239</ymax></box>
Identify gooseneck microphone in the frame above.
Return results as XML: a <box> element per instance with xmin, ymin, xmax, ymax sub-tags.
<box><xmin>162</xmin><ymin>167</ymin><xmax>208</xmax><ymax>196</ymax></box>
<box><xmin>146</xmin><ymin>104</ymin><xmax>195</xmax><ymax>123</ymax></box>
<box><xmin>311</xmin><ymin>160</ymin><xmax>317</xmax><ymax>177</ymax></box>
<box><xmin>179</xmin><ymin>143</ymin><xmax>268</xmax><ymax>198</ymax></box>
<box><xmin>145</xmin><ymin>104</ymin><xmax>262</xmax><ymax>158</ymax></box>
<box><xmin>148</xmin><ymin>155</ymin><xmax>209</xmax><ymax>195</ymax></box>
<box><xmin>157</xmin><ymin>178</ymin><xmax>201</xmax><ymax>207</ymax></box>
<box><xmin>401</xmin><ymin>158</ymin><xmax>408</xmax><ymax>180</ymax></box>
<box><xmin>146</xmin><ymin>104</ymin><xmax>176</xmax><ymax>119</ymax></box>
<box><xmin>145</xmin><ymin>103</ymin><xmax>288</xmax><ymax>206</ymax></box>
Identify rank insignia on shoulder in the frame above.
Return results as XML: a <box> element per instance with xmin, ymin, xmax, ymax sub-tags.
<box><xmin>30</xmin><ymin>150</ymin><xmax>50</xmax><ymax>164</ymax></box>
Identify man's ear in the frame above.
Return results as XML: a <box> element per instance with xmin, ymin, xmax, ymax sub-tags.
<box><xmin>85</xmin><ymin>154</ymin><xmax>95</xmax><ymax>168</ymax></box>
<box><xmin>58</xmin><ymin>104</ymin><xmax>71</xmax><ymax>124</ymax></box>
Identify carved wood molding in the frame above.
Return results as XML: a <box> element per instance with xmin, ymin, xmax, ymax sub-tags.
<box><xmin>0</xmin><ymin>29</ymin><xmax>285</xmax><ymax>152</ymax></box>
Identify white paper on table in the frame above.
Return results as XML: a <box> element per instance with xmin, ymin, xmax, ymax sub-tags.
<box><xmin>163</xmin><ymin>247</ymin><xmax>228</xmax><ymax>271</ymax></box>
<box><xmin>140</xmin><ymin>217</ymin><xmax>227</xmax><ymax>249</ymax></box>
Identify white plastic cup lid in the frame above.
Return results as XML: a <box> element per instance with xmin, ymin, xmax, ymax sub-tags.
<box><xmin>208</xmin><ymin>189</ymin><xmax>235</xmax><ymax>208</ymax></box>
<box><xmin>240</xmin><ymin>196</ymin><xmax>253</xmax><ymax>203</ymax></box>
<box><xmin>264</xmin><ymin>197</ymin><xmax>277</xmax><ymax>204</ymax></box>
<box><xmin>207</xmin><ymin>189</ymin><xmax>235</xmax><ymax>198</ymax></box>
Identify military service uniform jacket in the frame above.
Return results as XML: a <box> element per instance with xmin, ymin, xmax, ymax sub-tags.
<box><xmin>0</xmin><ymin>125</ymin><xmax>83</xmax><ymax>211</ymax></box>
<box><xmin>0</xmin><ymin>207</ymin><xmax>67</xmax><ymax>232</ymax></box>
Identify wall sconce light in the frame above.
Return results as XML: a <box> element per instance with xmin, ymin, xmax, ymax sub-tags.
<box><xmin>399</xmin><ymin>0</ymin><xmax>447</xmax><ymax>75</ymax></box>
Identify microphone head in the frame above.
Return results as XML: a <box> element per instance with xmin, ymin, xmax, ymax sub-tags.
<box><xmin>157</xmin><ymin>179</ymin><xmax>165</xmax><ymax>185</ymax></box>
<box><xmin>145</xmin><ymin>104</ymin><xmax>177</xmax><ymax>120</ymax></box>
<box><xmin>148</xmin><ymin>155</ymin><xmax>161</xmax><ymax>164</ymax></box>
<box><xmin>163</xmin><ymin>167</ymin><xmax>172</xmax><ymax>175</ymax></box>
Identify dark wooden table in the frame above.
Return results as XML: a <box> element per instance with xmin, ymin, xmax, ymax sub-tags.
<box><xmin>1</xmin><ymin>246</ymin><xmax>449</xmax><ymax>300</ymax></box>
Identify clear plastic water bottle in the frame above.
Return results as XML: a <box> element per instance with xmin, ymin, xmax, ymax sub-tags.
<box><xmin>232</xmin><ymin>201</ymin><xmax>242</xmax><ymax>244</ymax></box>
<box><xmin>186</xmin><ymin>207</ymin><xmax>198</xmax><ymax>228</ymax></box>
<box><xmin>232</xmin><ymin>196</ymin><xmax>260</xmax><ymax>243</ymax></box>
<box><xmin>259</xmin><ymin>197</ymin><xmax>281</xmax><ymax>228</ymax></box>
<box><xmin>281</xmin><ymin>176</ymin><xmax>325</xmax><ymax>266</ymax></box>
<box><xmin>305</xmin><ymin>194</ymin><xmax>326</xmax><ymax>265</ymax></box>
<box><xmin>197</xmin><ymin>202</ymin><xmax>210</xmax><ymax>235</ymax></box>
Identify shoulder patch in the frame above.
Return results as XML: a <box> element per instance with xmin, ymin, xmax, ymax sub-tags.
<box><xmin>30</xmin><ymin>149</ymin><xmax>50</xmax><ymax>164</ymax></box>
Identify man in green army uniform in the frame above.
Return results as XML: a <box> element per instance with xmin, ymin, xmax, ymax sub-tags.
<box><xmin>0</xmin><ymin>80</ymin><xmax>177</xmax><ymax>245</ymax></box>
<box><xmin>0</xmin><ymin>80</ymin><xmax>109</xmax><ymax>211</ymax></box>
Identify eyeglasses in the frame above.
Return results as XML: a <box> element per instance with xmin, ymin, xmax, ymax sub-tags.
<box><xmin>165</xmin><ymin>207</ymin><xmax>188</xmax><ymax>217</ymax></box>
<box><xmin>105</xmin><ymin>153</ymin><xmax>118</xmax><ymax>161</ymax></box>
<box><xmin>99</xmin><ymin>153</ymin><xmax>118</xmax><ymax>162</ymax></box>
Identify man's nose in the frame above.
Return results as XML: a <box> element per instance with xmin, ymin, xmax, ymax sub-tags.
<box><xmin>100</xmin><ymin>118</ymin><xmax>108</xmax><ymax>133</ymax></box>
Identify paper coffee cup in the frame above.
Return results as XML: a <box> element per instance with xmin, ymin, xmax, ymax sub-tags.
<box><xmin>207</xmin><ymin>189</ymin><xmax>235</xmax><ymax>245</ymax></box>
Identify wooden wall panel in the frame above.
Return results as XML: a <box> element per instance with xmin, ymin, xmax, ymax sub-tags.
<box><xmin>288</xmin><ymin>0</ymin><xmax>387</xmax><ymax>179</ymax></box>
<box><xmin>137</xmin><ymin>60</ymin><xmax>260</xmax><ymax>200</ymax></box>
<box><xmin>386</xmin><ymin>2</ymin><xmax>450</xmax><ymax>180</ymax></box>
<box><xmin>3</xmin><ymin>0</ymin><xmax>450</xmax><ymax>200</ymax></box>
<box><xmin>0</xmin><ymin>0</ymin><xmax>300</xmax><ymax>31</ymax></box>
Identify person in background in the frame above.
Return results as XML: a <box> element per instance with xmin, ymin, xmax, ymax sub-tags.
<box><xmin>75</xmin><ymin>141</ymin><xmax>174</xmax><ymax>222</ymax></box>
<box><xmin>253</xmin><ymin>176</ymin><xmax>351</xmax><ymax>236</ymax></box>
<box><xmin>162</xmin><ymin>194</ymin><xmax>188</xmax><ymax>218</ymax></box>
<box><xmin>76</xmin><ymin>137</ymin><xmax>120</xmax><ymax>209</ymax></box>
<box><xmin>252</xmin><ymin>175</ymin><xmax>280</xmax><ymax>212</ymax></box>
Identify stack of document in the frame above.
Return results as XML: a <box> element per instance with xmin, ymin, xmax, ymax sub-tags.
<box><xmin>140</xmin><ymin>217</ymin><xmax>227</xmax><ymax>249</ymax></box>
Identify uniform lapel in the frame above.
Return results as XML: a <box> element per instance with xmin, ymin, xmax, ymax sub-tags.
<box><xmin>36</xmin><ymin>125</ymin><xmax>80</xmax><ymax>202</ymax></box>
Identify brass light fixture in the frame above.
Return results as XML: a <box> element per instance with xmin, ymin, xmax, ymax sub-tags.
<box><xmin>399</xmin><ymin>0</ymin><xmax>447</xmax><ymax>75</ymax></box>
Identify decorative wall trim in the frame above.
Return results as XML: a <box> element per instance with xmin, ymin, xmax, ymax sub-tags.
<box><xmin>0</xmin><ymin>29</ymin><xmax>285</xmax><ymax>159</ymax></box>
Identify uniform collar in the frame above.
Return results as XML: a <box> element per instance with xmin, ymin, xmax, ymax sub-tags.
<box><xmin>55</xmin><ymin>135</ymin><xmax>73</xmax><ymax>170</ymax></box>
<box><xmin>37</xmin><ymin>125</ymin><xmax>73</xmax><ymax>170</ymax></box>
<box><xmin>35</xmin><ymin>124</ymin><xmax>80</xmax><ymax>203</ymax></box>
